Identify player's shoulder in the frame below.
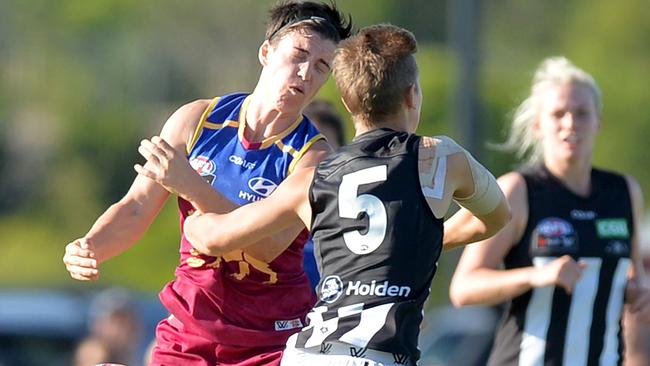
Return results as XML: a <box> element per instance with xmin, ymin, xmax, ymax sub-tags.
<box><xmin>621</xmin><ymin>173</ymin><xmax>644</xmax><ymax>206</ymax></box>
<box><xmin>176</xmin><ymin>98</ymin><xmax>214</xmax><ymax>118</ymax></box>
<box><xmin>497</xmin><ymin>171</ymin><xmax>525</xmax><ymax>186</ymax></box>
<box><xmin>492</xmin><ymin>171</ymin><xmax>528</xmax><ymax>207</ymax></box>
<box><xmin>160</xmin><ymin>98</ymin><xmax>215</xmax><ymax>149</ymax></box>
<box><xmin>419</xmin><ymin>135</ymin><xmax>466</xmax><ymax>156</ymax></box>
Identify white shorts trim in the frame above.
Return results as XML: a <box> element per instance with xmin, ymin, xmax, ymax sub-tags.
<box><xmin>281</xmin><ymin>334</ymin><xmax>414</xmax><ymax>366</ymax></box>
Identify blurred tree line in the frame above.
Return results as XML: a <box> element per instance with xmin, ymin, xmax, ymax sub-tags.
<box><xmin>1</xmin><ymin>1</ymin><xmax>648</xmax><ymax>306</ymax></box>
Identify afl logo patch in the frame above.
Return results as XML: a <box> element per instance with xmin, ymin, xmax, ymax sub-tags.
<box><xmin>533</xmin><ymin>217</ymin><xmax>578</xmax><ymax>252</ymax></box>
<box><xmin>190</xmin><ymin>156</ymin><xmax>216</xmax><ymax>175</ymax></box>
<box><xmin>320</xmin><ymin>275</ymin><xmax>344</xmax><ymax>303</ymax></box>
<box><xmin>248</xmin><ymin>177</ymin><xmax>277</xmax><ymax>197</ymax></box>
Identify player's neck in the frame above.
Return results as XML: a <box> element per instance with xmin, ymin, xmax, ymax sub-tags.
<box><xmin>544</xmin><ymin>156</ymin><xmax>593</xmax><ymax>197</ymax></box>
<box><xmin>244</xmin><ymin>94</ymin><xmax>300</xmax><ymax>142</ymax></box>
<box><xmin>353</xmin><ymin>112</ymin><xmax>413</xmax><ymax>137</ymax></box>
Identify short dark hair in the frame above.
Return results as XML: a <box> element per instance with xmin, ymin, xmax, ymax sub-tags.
<box><xmin>333</xmin><ymin>24</ymin><xmax>418</xmax><ymax>124</ymax></box>
<box><xmin>266</xmin><ymin>1</ymin><xmax>353</xmax><ymax>45</ymax></box>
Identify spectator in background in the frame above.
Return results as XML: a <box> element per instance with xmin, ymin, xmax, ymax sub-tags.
<box><xmin>73</xmin><ymin>336</ymin><xmax>113</xmax><ymax>366</ymax></box>
<box><xmin>73</xmin><ymin>288</ymin><xmax>142</xmax><ymax>366</ymax></box>
<box><xmin>449</xmin><ymin>57</ymin><xmax>650</xmax><ymax>366</ymax></box>
<box><xmin>301</xmin><ymin>99</ymin><xmax>347</xmax><ymax>288</ymax></box>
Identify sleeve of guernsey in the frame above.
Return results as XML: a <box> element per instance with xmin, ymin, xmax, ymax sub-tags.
<box><xmin>437</xmin><ymin>136</ymin><xmax>502</xmax><ymax>216</ymax></box>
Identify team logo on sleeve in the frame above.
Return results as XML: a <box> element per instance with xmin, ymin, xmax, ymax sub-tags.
<box><xmin>532</xmin><ymin>217</ymin><xmax>578</xmax><ymax>252</ymax></box>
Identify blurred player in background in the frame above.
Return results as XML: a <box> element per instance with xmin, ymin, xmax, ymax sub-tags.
<box><xmin>63</xmin><ymin>1</ymin><xmax>352</xmax><ymax>365</ymax></box>
<box><xmin>624</xmin><ymin>244</ymin><xmax>650</xmax><ymax>366</ymax></box>
<box><xmin>73</xmin><ymin>288</ymin><xmax>141</xmax><ymax>366</ymax></box>
<box><xmin>304</xmin><ymin>99</ymin><xmax>346</xmax><ymax>148</ymax></box>
<box><xmin>450</xmin><ymin>57</ymin><xmax>650</xmax><ymax>366</ymax></box>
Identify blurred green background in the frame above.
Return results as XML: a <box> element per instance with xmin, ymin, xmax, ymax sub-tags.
<box><xmin>1</xmin><ymin>0</ymin><xmax>648</xmax><ymax>308</ymax></box>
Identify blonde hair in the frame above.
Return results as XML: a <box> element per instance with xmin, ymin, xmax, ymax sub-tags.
<box><xmin>499</xmin><ymin>57</ymin><xmax>602</xmax><ymax>164</ymax></box>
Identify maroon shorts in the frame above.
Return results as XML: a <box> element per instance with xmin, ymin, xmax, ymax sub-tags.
<box><xmin>150</xmin><ymin>316</ymin><xmax>284</xmax><ymax>366</ymax></box>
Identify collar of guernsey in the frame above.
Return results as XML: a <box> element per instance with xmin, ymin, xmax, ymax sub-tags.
<box><xmin>186</xmin><ymin>92</ymin><xmax>325</xmax><ymax>206</ymax></box>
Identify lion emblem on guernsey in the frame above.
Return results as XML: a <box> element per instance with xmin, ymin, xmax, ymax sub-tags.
<box><xmin>186</xmin><ymin>248</ymin><xmax>278</xmax><ymax>285</ymax></box>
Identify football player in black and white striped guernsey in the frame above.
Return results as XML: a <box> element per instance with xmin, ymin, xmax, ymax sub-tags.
<box><xmin>449</xmin><ymin>57</ymin><xmax>650</xmax><ymax>366</ymax></box>
<box><xmin>184</xmin><ymin>24</ymin><xmax>511</xmax><ymax>366</ymax></box>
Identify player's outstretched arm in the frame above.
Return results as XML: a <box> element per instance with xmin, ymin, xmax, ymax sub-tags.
<box><xmin>63</xmin><ymin>100</ymin><xmax>209</xmax><ymax>281</ymax></box>
<box><xmin>185</xmin><ymin>167</ymin><xmax>315</xmax><ymax>257</ymax></box>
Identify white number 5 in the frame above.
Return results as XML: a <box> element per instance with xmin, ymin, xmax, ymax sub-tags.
<box><xmin>338</xmin><ymin>165</ymin><xmax>388</xmax><ymax>254</ymax></box>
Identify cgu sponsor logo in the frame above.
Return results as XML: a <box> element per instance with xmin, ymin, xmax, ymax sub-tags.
<box><xmin>596</xmin><ymin>218</ymin><xmax>629</xmax><ymax>239</ymax></box>
<box><xmin>229</xmin><ymin>154</ymin><xmax>256</xmax><ymax>170</ymax></box>
<box><xmin>319</xmin><ymin>275</ymin><xmax>411</xmax><ymax>303</ymax></box>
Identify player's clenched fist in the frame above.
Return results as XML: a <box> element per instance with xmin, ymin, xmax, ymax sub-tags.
<box><xmin>63</xmin><ymin>238</ymin><xmax>99</xmax><ymax>281</ymax></box>
<box><xmin>134</xmin><ymin>136</ymin><xmax>196</xmax><ymax>197</ymax></box>
<box><xmin>530</xmin><ymin>255</ymin><xmax>586</xmax><ymax>294</ymax></box>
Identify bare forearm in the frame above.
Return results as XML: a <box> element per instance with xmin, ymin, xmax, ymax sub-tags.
<box><xmin>444</xmin><ymin>202</ymin><xmax>510</xmax><ymax>250</ymax></box>
<box><xmin>176</xmin><ymin>174</ymin><xmax>237</xmax><ymax>214</ymax></box>
<box><xmin>443</xmin><ymin>213</ymin><xmax>491</xmax><ymax>250</ymax></box>
<box><xmin>185</xmin><ymin>212</ymin><xmax>263</xmax><ymax>256</ymax></box>
<box><xmin>450</xmin><ymin>266</ymin><xmax>536</xmax><ymax>306</ymax></box>
<box><xmin>186</xmin><ymin>194</ymin><xmax>305</xmax><ymax>259</ymax></box>
<box><xmin>185</xmin><ymin>213</ymin><xmax>224</xmax><ymax>256</ymax></box>
<box><xmin>85</xmin><ymin>201</ymin><xmax>161</xmax><ymax>262</ymax></box>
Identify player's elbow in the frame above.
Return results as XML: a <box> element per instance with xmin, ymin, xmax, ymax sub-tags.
<box><xmin>193</xmin><ymin>230</ymin><xmax>240</xmax><ymax>257</ymax></box>
<box><xmin>449</xmin><ymin>277</ymin><xmax>479</xmax><ymax>307</ymax></box>
<box><xmin>449</xmin><ymin>281</ymin><xmax>470</xmax><ymax>307</ymax></box>
<box><xmin>184</xmin><ymin>217</ymin><xmax>232</xmax><ymax>257</ymax></box>
<box><xmin>194</xmin><ymin>237</ymin><xmax>230</xmax><ymax>257</ymax></box>
<box><xmin>482</xmin><ymin>200</ymin><xmax>512</xmax><ymax>237</ymax></box>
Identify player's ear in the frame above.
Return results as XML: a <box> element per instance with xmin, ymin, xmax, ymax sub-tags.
<box><xmin>405</xmin><ymin>83</ymin><xmax>418</xmax><ymax>109</ymax></box>
<box><xmin>532</xmin><ymin>116</ymin><xmax>543</xmax><ymax>138</ymax></box>
<box><xmin>259</xmin><ymin>40</ymin><xmax>271</xmax><ymax>67</ymax></box>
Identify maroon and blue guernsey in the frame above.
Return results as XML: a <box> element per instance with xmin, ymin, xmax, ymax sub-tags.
<box><xmin>157</xmin><ymin>93</ymin><xmax>322</xmax><ymax>364</ymax></box>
